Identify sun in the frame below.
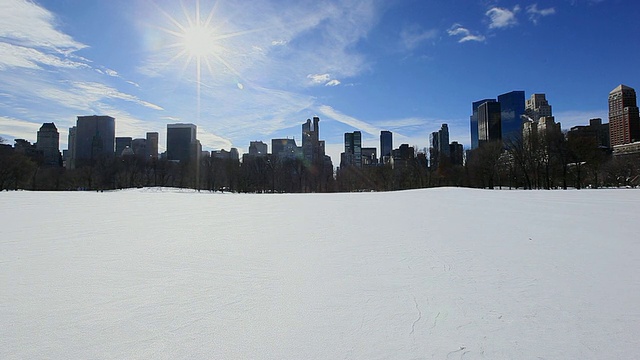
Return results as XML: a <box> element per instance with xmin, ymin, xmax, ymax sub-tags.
<box><xmin>182</xmin><ymin>24</ymin><xmax>217</xmax><ymax>58</ymax></box>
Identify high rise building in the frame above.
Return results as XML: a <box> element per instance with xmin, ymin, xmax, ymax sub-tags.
<box><xmin>341</xmin><ymin>131</ymin><xmax>362</xmax><ymax>168</ymax></box>
<box><xmin>249</xmin><ymin>141</ymin><xmax>268</xmax><ymax>156</ymax></box>
<box><xmin>608</xmin><ymin>84</ymin><xmax>640</xmax><ymax>146</ymax></box>
<box><xmin>167</xmin><ymin>123</ymin><xmax>197</xmax><ymax>163</ymax></box>
<box><xmin>478</xmin><ymin>101</ymin><xmax>502</xmax><ymax>145</ymax></box>
<box><xmin>449</xmin><ymin>141</ymin><xmax>464</xmax><ymax>166</ymax></box>
<box><xmin>131</xmin><ymin>138</ymin><xmax>147</xmax><ymax>159</ymax></box>
<box><xmin>115</xmin><ymin>137</ymin><xmax>132</xmax><ymax>157</ymax></box>
<box><xmin>380</xmin><ymin>130</ymin><xmax>392</xmax><ymax>164</ymax></box>
<box><xmin>471</xmin><ymin>99</ymin><xmax>496</xmax><ymax>149</ymax></box>
<box><xmin>66</xmin><ymin>126</ymin><xmax>76</xmax><ymax>169</ymax></box>
<box><xmin>302</xmin><ymin>117</ymin><xmax>323</xmax><ymax>165</ymax></box>
<box><xmin>74</xmin><ymin>115</ymin><xmax>116</xmax><ymax>166</ymax></box>
<box><xmin>271</xmin><ymin>138</ymin><xmax>300</xmax><ymax>159</ymax></box>
<box><xmin>568</xmin><ymin>118</ymin><xmax>610</xmax><ymax>149</ymax></box>
<box><xmin>36</xmin><ymin>122</ymin><xmax>61</xmax><ymax>166</ymax></box>
<box><xmin>525</xmin><ymin>93</ymin><xmax>553</xmax><ymax>122</ymax></box>
<box><xmin>361</xmin><ymin>147</ymin><xmax>377</xmax><ymax>166</ymax></box>
<box><xmin>498</xmin><ymin>91</ymin><xmax>525</xmax><ymax>142</ymax></box>
<box><xmin>430</xmin><ymin>124</ymin><xmax>450</xmax><ymax>169</ymax></box>
<box><xmin>146</xmin><ymin>132</ymin><xmax>159</xmax><ymax>159</ymax></box>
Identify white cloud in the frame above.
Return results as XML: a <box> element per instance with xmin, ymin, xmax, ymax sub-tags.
<box><xmin>447</xmin><ymin>24</ymin><xmax>486</xmax><ymax>43</ymax></box>
<box><xmin>0</xmin><ymin>42</ymin><xmax>88</xmax><ymax>70</ymax></box>
<box><xmin>400</xmin><ymin>25</ymin><xmax>439</xmax><ymax>50</ymax></box>
<box><xmin>0</xmin><ymin>0</ymin><xmax>86</xmax><ymax>51</ymax></box>
<box><xmin>308</xmin><ymin>74</ymin><xmax>331</xmax><ymax>85</ymax></box>
<box><xmin>317</xmin><ymin>105</ymin><xmax>381</xmax><ymax>136</ymax></box>
<box><xmin>486</xmin><ymin>6</ymin><xmax>520</xmax><ymax>29</ymax></box>
<box><xmin>325</xmin><ymin>79</ymin><xmax>341</xmax><ymax>87</ymax></box>
<box><xmin>271</xmin><ymin>40</ymin><xmax>288</xmax><ymax>46</ymax></box>
<box><xmin>526</xmin><ymin>4</ymin><xmax>556</xmax><ymax>24</ymax></box>
<box><xmin>0</xmin><ymin>116</ymin><xmax>43</xmax><ymax>143</ymax></box>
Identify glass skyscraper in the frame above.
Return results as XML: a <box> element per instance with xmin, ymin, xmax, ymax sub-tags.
<box><xmin>497</xmin><ymin>91</ymin><xmax>525</xmax><ymax>143</ymax></box>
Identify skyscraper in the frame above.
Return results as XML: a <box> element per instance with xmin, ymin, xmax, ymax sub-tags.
<box><xmin>471</xmin><ymin>99</ymin><xmax>496</xmax><ymax>149</ymax></box>
<box><xmin>380</xmin><ymin>130</ymin><xmax>392</xmax><ymax>164</ymax></box>
<box><xmin>74</xmin><ymin>115</ymin><xmax>116</xmax><ymax>166</ymax></box>
<box><xmin>36</xmin><ymin>122</ymin><xmax>61</xmax><ymax>166</ymax></box>
<box><xmin>66</xmin><ymin>126</ymin><xmax>76</xmax><ymax>169</ymax></box>
<box><xmin>497</xmin><ymin>91</ymin><xmax>525</xmax><ymax>142</ymax></box>
<box><xmin>167</xmin><ymin>123</ymin><xmax>197</xmax><ymax>162</ymax></box>
<box><xmin>249</xmin><ymin>141</ymin><xmax>268</xmax><ymax>156</ymax></box>
<box><xmin>525</xmin><ymin>93</ymin><xmax>553</xmax><ymax>122</ymax></box>
<box><xmin>478</xmin><ymin>101</ymin><xmax>502</xmax><ymax>145</ymax></box>
<box><xmin>146</xmin><ymin>132</ymin><xmax>159</xmax><ymax>159</ymax></box>
<box><xmin>342</xmin><ymin>131</ymin><xmax>362</xmax><ymax>168</ymax></box>
<box><xmin>608</xmin><ymin>84</ymin><xmax>640</xmax><ymax>146</ymax></box>
<box><xmin>302</xmin><ymin>117</ymin><xmax>323</xmax><ymax>165</ymax></box>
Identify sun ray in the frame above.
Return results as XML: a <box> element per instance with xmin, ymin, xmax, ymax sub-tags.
<box><xmin>150</xmin><ymin>0</ymin><xmax>264</xmax><ymax>121</ymax></box>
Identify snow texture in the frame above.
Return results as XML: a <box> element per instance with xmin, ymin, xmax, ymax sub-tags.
<box><xmin>1</xmin><ymin>188</ymin><xmax>639</xmax><ymax>359</ymax></box>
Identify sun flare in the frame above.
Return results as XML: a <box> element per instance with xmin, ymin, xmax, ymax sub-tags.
<box><xmin>182</xmin><ymin>24</ymin><xmax>217</xmax><ymax>58</ymax></box>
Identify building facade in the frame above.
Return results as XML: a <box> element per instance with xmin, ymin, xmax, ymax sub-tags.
<box><xmin>478</xmin><ymin>101</ymin><xmax>502</xmax><ymax>145</ymax></box>
<box><xmin>380</xmin><ymin>130</ymin><xmax>393</xmax><ymax>164</ymax></box>
<box><xmin>74</xmin><ymin>115</ymin><xmax>116</xmax><ymax>166</ymax></box>
<box><xmin>342</xmin><ymin>131</ymin><xmax>362</xmax><ymax>168</ymax></box>
<box><xmin>36</xmin><ymin>122</ymin><xmax>61</xmax><ymax>166</ymax></box>
<box><xmin>498</xmin><ymin>91</ymin><xmax>525</xmax><ymax>142</ymax></box>
<box><xmin>115</xmin><ymin>137</ymin><xmax>132</xmax><ymax>157</ymax></box>
<box><xmin>249</xmin><ymin>141</ymin><xmax>268</xmax><ymax>156</ymax></box>
<box><xmin>471</xmin><ymin>99</ymin><xmax>496</xmax><ymax>149</ymax></box>
<box><xmin>167</xmin><ymin>123</ymin><xmax>197</xmax><ymax>163</ymax></box>
<box><xmin>146</xmin><ymin>132</ymin><xmax>159</xmax><ymax>159</ymax></box>
<box><xmin>525</xmin><ymin>93</ymin><xmax>553</xmax><ymax>122</ymax></box>
<box><xmin>608</xmin><ymin>84</ymin><xmax>640</xmax><ymax>146</ymax></box>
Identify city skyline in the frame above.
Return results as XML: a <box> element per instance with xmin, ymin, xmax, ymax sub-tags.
<box><xmin>1</xmin><ymin>0</ymin><xmax>638</xmax><ymax>164</ymax></box>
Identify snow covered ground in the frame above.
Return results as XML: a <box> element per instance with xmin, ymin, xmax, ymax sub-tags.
<box><xmin>1</xmin><ymin>188</ymin><xmax>639</xmax><ymax>359</ymax></box>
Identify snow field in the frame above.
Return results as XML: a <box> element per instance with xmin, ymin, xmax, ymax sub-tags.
<box><xmin>1</xmin><ymin>188</ymin><xmax>639</xmax><ymax>359</ymax></box>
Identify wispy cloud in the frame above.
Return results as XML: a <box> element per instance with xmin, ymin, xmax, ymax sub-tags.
<box><xmin>447</xmin><ymin>24</ymin><xmax>486</xmax><ymax>43</ymax></box>
<box><xmin>317</xmin><ymin>105</ymin><xmax>381</xmax><ymax>136</ymax></box>
<box><xmin>486</xmin><ymin>6</ymin><xmax>521</xmax><ymax>29</ymax></box>
<box><xmin>400</xmin><ymin>25</ymin><xmax>439</xmax><ymax>50</ymax></box>
<box><xmin>526</xmin><ymin>4</ymin><xmax>556</xmax><ymax>24</ymax></box>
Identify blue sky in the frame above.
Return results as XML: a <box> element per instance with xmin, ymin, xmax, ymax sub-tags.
<box><xmin>1</xmin><ymin>0</ymin><xmax>638</xmax><ymax>163</ymax></box>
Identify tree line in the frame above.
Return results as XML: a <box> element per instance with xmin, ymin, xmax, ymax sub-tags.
<box><xmin>1</xmin><ymin>133</ymin><xmax>639</xmax><ymax>192</ymax></box>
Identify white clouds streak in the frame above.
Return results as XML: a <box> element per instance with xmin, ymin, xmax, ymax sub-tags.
<box><xmin>400</xmin><ymin>25</ymin><xmax>438</xmax><ymax>50</ymax></box>
<box><xmin>527</xmin><ymin>4</ymin><xmax>556</xmax><ymax>24</ymax></box>
<box><xmin>317</xmin><ymin>105</ymin><xmax>381</xmax><ymax>136</ymax></box>
<box><xmin>486</xmin><ymin>6</ymin><xmax>520</xmax><ymax>29</ymax></box>
<box><xmin>447</xmin><ymin>24</ymin><xmax>486</xmax><ymax>43</ymax></box>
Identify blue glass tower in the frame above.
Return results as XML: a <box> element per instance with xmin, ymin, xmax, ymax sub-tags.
<box><xmin>497</xmin><ymin>91</ymin><xmax>525</xmax><ymax>142</ymax></box>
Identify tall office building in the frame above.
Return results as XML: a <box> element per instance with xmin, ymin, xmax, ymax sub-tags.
<box><xmin>66</xmin><ymin>126</ymin><xmax>76</xmax><ymax>169</ymax></box>
<box><xmin>249</xmin><ymin>141</ymin><xmax>268</xmax><ymax>156</ymax></box>
<box><xmin>478</xmin><ymin>101</ymin><xmax>502</xmax><ymax>145</ymax></box>
<box><xmin>361</xmin><ymin>147</ymin><xmax>377</xmax><ymax>166</ymax></box>
<box><xmin>167</xmin><ymin>123</ymin><xmax>197</xmax><ymax>163</ymax></box>
<box><xmin>146</xmin><ymin>132</ymin><xmax>159</xmax><ymax>159</ymax></box>
<box><xmin>429</xmin><ymin>124</ymin><xmax>450</xmax><ymax>169</ymax></box>
<box><xmin>36</xmin><ymin>122</ymin><xmax>61</xmax><ymax>166</ymax></box>
<box><xmin>74</xmin><ymin>115</ymin><xmax>115</xmax><ymax>166</ymax></box>
<box><xmin>471</xmin><ymin>99</ymin><xmax>496</xmax><ymax>149</ymax></box>
<box><xmin>342</xmin><ymin>131</ymin><xmax>362</xmax><ymax>168</ymax></box>
<box><xmin>498</xmin><ymin>91</ymin><xmax>525</xmax><ymax>142</ymax></box>
<box><xmin>525</xmin><ymin>93</ymin><xmax>553</xmax><ymax>122</ymax></box>
<box><xmin>302</xmin><ymin>116</ymin><xmax>323</xmax><ymax>165</ymax></box>
<box><xmin>380</xmin><ymin>130</ymin><xmax>392</xmax><ymax>164</ymax></box>
<box><xmin>271</xmin><ymin>138</ymin><xmax>300</xmax><ymax>159</ymax></box>
<box><xmin>449</xmin><ymin>141</ymin><xmax>464</xmax><ymax>166</ymax></box>
<box><xmin>608</xmin><ymin>84</ymin><xmax>640</xmax><ymax>146</ymax></box>
<box><xmin>131</xmin><ymin>138</ymin><xmax>147</xmax><ymax>159</ymax></box>
<box><xmin>115</xmin><ymin>137</ymin><xmax>132</xmax><ymax>157</ymax></box>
